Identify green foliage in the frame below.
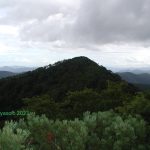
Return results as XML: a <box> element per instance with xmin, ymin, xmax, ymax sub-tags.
<box><xmin>0</xmin><ymin>121</ymin><xmax>31</xmax><ymax>150</ymax></box>
<box><xmin>61</xmin><ymin>89</ymin><xmax>102</xmax><ymax>118</ymax></box>
<box><xmin>0</xmin><ymin>111</ymin><xmax>149</xmax><ymax>150</ymax></box>
<box><xmin>23</xmin><ymin>81</ymin><xmax>136</xmax><ymax>119</ymax></box>
<box><xmin>23</xmin><ymin>95</ymin><xmax>60</xmax><ymax>119</ymax></box>
<box><xmin>84</xmin><ymin>111</ymin><xmax>148</xmax><ymax>150</ymax></box>
<box><xmin>62</xmin><ymin>81</ymin><xmax>135</xmax><ymax>118</ymax></box>
<box><xmin>118</xmin><ymin>92</ymin><xmax>150</xmax><ymax>122</ymax></box>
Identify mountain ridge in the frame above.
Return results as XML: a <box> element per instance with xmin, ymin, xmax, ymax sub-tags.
<box><xmin>0</xmin><ymin>56</ymin><xmax>137</xmax><ymax>112</ymax></box>
<box><xmin>118</xmin><ymin>72</ymin><xmax>150</xmax><ymax>85</ymax></box>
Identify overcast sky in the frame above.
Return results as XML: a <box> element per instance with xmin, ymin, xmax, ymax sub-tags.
<box><xmin>0</xmin><ymin>0</ymin><xmax>150</xmax><ymax>70</ymax></box>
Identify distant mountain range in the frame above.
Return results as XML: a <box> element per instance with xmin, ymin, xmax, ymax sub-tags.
<box><xmin>118</xmin><ymin>72</ymin><xmax>150</xmax><ymax>84</ymax></box>
<box><xmin>0</xmin><ymin>71</ymin><xmax>16</xmax><ymax>79</ymax></box>
<box><xmin>0</xmin><ymin>66</ymin><xmax>36</xmax><ymax>79</ymax></box>
<box><xmin>0</xmin><ymin>66</ymin><xmax>36</xmax><ymax>73</ymax></box>
<box><xmin>118</xmin><ymin>72</ymin><xmax>150</xmax><ymax>90</ymax></box>
<box><xmin>113</xmin><ymin>67</ymin><xmax>150</xmax><ymax>74</ymax></box>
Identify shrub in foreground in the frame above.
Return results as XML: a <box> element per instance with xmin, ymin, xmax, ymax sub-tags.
<box><xmin>0</xmin><ymin>111</ymin><xmax>149</xmax><ymax>150</ymax></box>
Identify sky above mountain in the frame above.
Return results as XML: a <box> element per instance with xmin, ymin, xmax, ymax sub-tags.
<box><xmin>0</xmin><ymin>0</ymin><xmax>150</xmax><ymax>69</ymax></box>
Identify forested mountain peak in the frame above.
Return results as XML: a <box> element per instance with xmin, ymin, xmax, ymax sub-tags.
<box><xmin>0</xmin><ymin>56</ymin><xmax>136</xmax><ymax>112</ymax></box>
<box><xmin>44</xmin><ymin>56</ymin><xmax>101</xmax><ymax>69</ymax></box>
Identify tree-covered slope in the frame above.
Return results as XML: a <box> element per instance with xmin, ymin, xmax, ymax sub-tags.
<box><xmin>0</xmin><ymin>56</ymin><xmax>137</xmax><ymax>111</ymax></box>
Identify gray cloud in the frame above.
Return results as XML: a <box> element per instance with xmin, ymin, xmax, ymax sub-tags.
<box><xmin>72</xmin><ymin>0</ymin><xmax>150</xmax><ymax>45</ymax></box>
<box><xmin>0</xmin><ymin>0</ymin><xmax>62</xmax><ymax>24</ymax></box>
<box><xmin>1</xmin><ymin>0</ymin><xmax>150</xmax><ymax>47</ymax></box>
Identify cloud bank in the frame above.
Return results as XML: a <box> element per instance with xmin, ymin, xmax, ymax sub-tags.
<box><xmin>1</xmin><ymin>0</ymin><xmax>150</xmax><ymax>45</ymax></box>
<box><xmin>0</xmin><ymin>0</ymin><xmax>150</xmax><ymax>67</ymax></box>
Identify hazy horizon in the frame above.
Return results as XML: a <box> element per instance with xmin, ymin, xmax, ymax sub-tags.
<box><xmin>1</xmin><ymin>56</ymin><xmax>150</xmax><ymax>73</ymax></box>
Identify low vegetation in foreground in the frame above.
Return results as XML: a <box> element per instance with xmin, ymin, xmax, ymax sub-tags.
<box><xmin>0</xmin><ymin>111</ymin><xmax>150</xmax><ymax>150</ymax></box>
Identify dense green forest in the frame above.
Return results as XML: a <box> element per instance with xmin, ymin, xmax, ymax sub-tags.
<box><xmin>0</xmin><ymin>56</ymin><xmax>150</xmax><ymax>149</ymax></box>
<box><xmin>0</xmin><ymin>56</ymin><xmax>136</xmax><ymax>112</ymax></box>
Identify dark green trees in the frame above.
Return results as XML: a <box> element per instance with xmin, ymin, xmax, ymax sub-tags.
<box><xmin>0</xmin><ymin>56</ymin><xmax>130</xmax><ymax>112</ymax></box>
<box><xmin>23</xmin><ymin>95</ymin><xmax>59</xmax><ymax>119</ymax></box>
